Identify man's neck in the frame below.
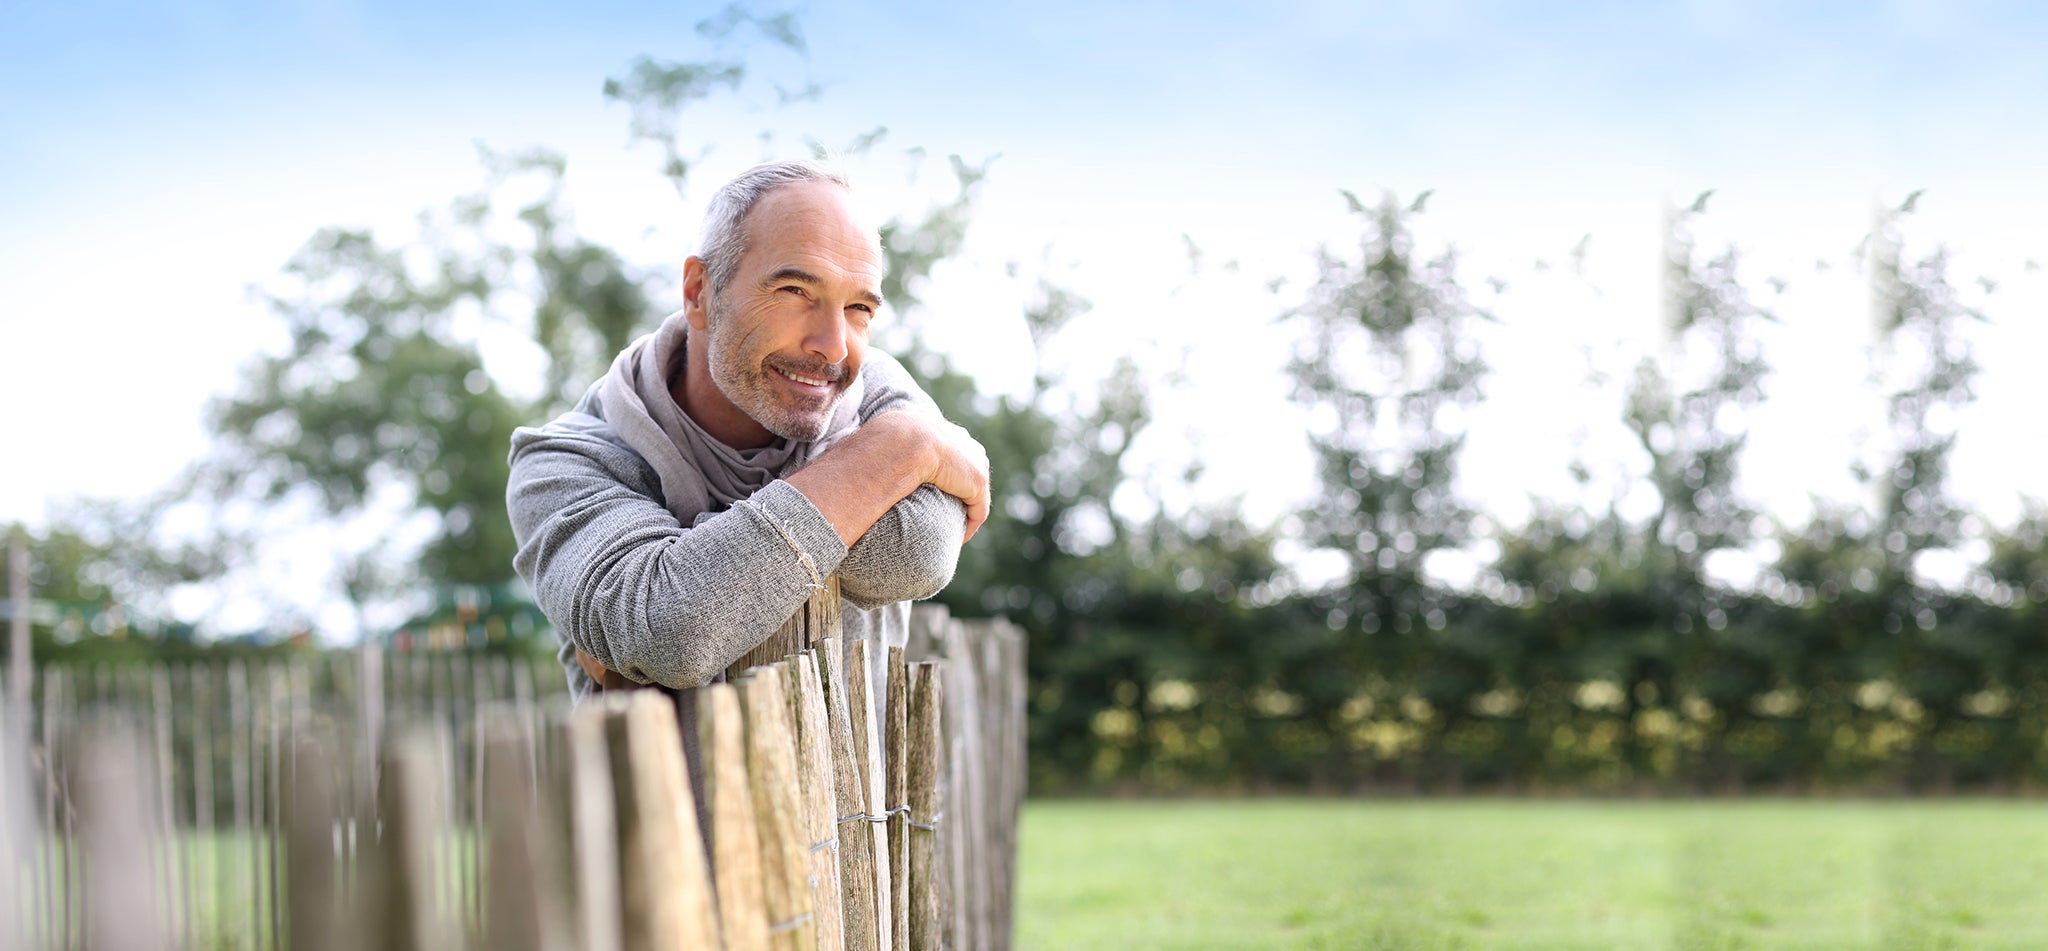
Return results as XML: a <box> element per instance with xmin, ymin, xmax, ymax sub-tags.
<box><xmin>672</xmin><ymin>328</ymin><xmax>778</xmax><ymax>450</ymax></box>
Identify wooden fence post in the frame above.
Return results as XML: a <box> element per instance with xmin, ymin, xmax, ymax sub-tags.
<box><xmin>6</xmin><ymin>533</ymin><xmax>28</xmax><ymax>775</ymax></box>
<box><xmin>555</xmin><ymin>701</ymin><xmax>622</xmax><ymax>951</ymax></box>
<box><xmin>740</xmin><ymin>666</ymin><xmax>818</xmax><ymax>951</ymax></box>
<box><xmin>356</xmin><ymin>644</ymin><xmax>383</xmax><ymax>852</ymax></box>
<box><xmin>845</xmin><ymin>639</ymin><xmax>894</xmax><ymax>951</ymax></box>
<box><xmin>603</xmin><ymin>690</ymin><xmax>721</xmax><ymax>951</ymax></box>
<box><xmin>0</xmin><ymin>685</ymin><xmax>25</xmax><ymax>951</ymax></box>
<box><xmin>995</xmin><ymin>620</ymin><xmax>1028</xmax><ymax>950</ymax></box>
<box><xmin>186</xmin><ymin>663</ymin><xmax>215</xmax><ymax>951</ymax></box>
<box><xmin>813</xmin><ymin>638</ymin><xmax>879</xmax><ymax>951</ymax></box>
<box><xmin>267</xmin><ymin>662</ymin><xmax>288</xmax><ymax>951</ymax></box>
<box><xmin>702</xmin><ymin>683</ymin><xmax>770</xmax><ymax>951</ymax></box>
<box><xmin>783</xmin><ymin>651</ymin><xmax>846</xmax><ymax>951</ymax></box>
<box><xmin>227</xmin><ymin>659</ymin><xmax>261</xmax><ymax>948</ymax></box>
<box><xmin>285</xmin><ymin>734</ymin><xmax>347</xmax><ymax>951</ymax></box>
<box><xmin>376</xmin><ymin>727</ymin><xmax>462</xmax><ymax>951</ymax></box>
<box><xmin>44</xmin><ymin>667</ymin><xmax>75</xmax><ymax>951</ymax></box>
<box><xmin>961</xmin><ymin>623</ymin><xmax>990</xmax><ymax>951</ymax></box>
<box><xmin>481</xmin><ymin>717</ymin><xmax>570</xmax><ymax>951</ymax></box>
<box><xmin>950</xmin><ymin>620</ymin><xmax>1027</xmax><ymax>951</ymax></box>
<box><xmin>807</xmin><ymin>576</ymin><xmax>844</xmax><ymax>645</ymax></box>
<box><xmin>905</xmin><ymin>663</ymin><xmax>943</xmax><ymax>951</ymax></box>
<box><xmin>146</xmin><ymin>665</ymin><xmax>180</xmax><ymax>946</ymax></box>
<box><xmin>731</xmin><ymin>576</ymin><xmax>843</xmax><ymax>681</ymax></box>
<box><xmin>2</xmin><ymin>533</ymin><xmax>26</xmax><ymax>951</ymax></box>
<box><xmin>74</xmin><ymin>723</ymin><xmax>169</xmax><ymax>951</ymax></box>
<box><xmin>907</xmin><ymin>606</ymin><xmax>960</xmax><ymax>951</ymax></box>
<box><xmin>885</xmin><ymin>648</ymin><xmax>909</xmax><ymax>951</ymax></box>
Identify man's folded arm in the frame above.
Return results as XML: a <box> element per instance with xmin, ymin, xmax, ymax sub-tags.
<box><xmin>833</xmin><ymin>350</ymin><xmax>970</xmax><ymax>608</ymax></box>
<box><xmin>508</xmin><ymin>419</ymin><xmax>850</xmax><ymax>689</ymax></box>
<box><xmin>838</xmin><ymin>484</ymin><xmax>964</xmax><ymax>609</ymax></box>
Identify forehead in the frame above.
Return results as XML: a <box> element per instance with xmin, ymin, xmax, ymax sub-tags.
<box><xmin>738</xmin><ymin>181</ymin><xmax>885</xmax><ymax>283</ymax></box>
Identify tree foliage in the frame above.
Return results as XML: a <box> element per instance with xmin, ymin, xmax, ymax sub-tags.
<box><xmin>1281</xmin><ymin>190</ymin><xmax>1492</xmax><ymax>786</ymax></box>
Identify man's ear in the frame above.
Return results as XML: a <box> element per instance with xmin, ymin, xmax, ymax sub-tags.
<box><xmin>682</xmin><ymin>256</ymin><xmax>711</xmax><ymax>331</ymax></box>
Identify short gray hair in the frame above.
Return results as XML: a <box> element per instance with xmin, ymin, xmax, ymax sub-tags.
<box><xmin>699</xmin><ymin>160</ymin><xmax>852</xmax><ymax>295</ymax></box>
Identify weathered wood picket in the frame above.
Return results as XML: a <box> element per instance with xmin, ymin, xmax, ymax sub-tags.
<box><xmin>0</xmin><ymin>596</ymin><xmax>1024</xmax><ymax>951</ymax></box>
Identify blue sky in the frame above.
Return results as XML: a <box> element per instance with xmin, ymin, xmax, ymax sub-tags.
<box><xmin>5</xmin><ymin>0</ymin><xmax>2046</xmax><ymax>630</ymax></box>
<box><xmin>14</xmin><ymin>0</ymin><xmax>2047</xmax><ymax>184</ymax></box>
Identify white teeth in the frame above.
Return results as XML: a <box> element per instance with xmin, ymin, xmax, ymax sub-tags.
<box><xmin>777</xmin><ymin>367</ymin><xmax>828</xmax><ymax>387</ymax></box>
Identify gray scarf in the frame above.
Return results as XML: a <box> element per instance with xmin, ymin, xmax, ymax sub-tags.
<box><xmin>596</xmin><ymin>310</ymin><xmax>864</xmax><ymax>524</ymax></box>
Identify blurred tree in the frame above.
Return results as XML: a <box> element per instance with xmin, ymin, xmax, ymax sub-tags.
<box><xmin>1865</xmin><ymin>194</ymin><xmax>1982</xmax><ymax>586</ymax></box>
<box><xmin>1</xmin><ymin>516</ymin><xmax>223</xmax><ymax>662</ymax></box>
<box><xmin>193</xmin><ymin>26</ymin><xmax>794</xmax><ymax>629</ymax></box>
<box><xmin>904</xmin><ymin>275</ymin><xmax>1168</xmax><ymax>789</ymax></box>
<box><xmin>1980</xmin><ymin>505</ymin><xmax>2048</xmax><ymax>783</ymax></box>
<box><xmin>1488</xmin><ymin>504</ymin><xmax>1666</xmax><ymax>787</ymax></box>
<box><xmin>1620</xmin><ymin>193</ymin><xmax>1776</xmax><ymax>784</ymax></box>
<box><xmin>1860</xmin><ymin>193</ymin><xmax>1993</xmax><ymax>789</ymax></box>
<box><xmin>200</xmin><ymin>140</ymin><xmax>677</xmax><ymax>596</ymax></box>
<box><xmin>1768</xmin><ymin>504</ymin><xmax>1892</xmax><ymax>787</ymax></box>
<box><xmin>1627</xmin><ymin>192</ymin><xmax>1774</xmax><ymax>584</ymax></box>
<box><xmin>206</xmin><ymin>220</ymin><xmax>525</xmax><ymax>587</ymax></box>
<box><xmin>1283</xmin><ymin>190</ymin><xmax>1490</xmax><ymax>787</ymax></box>
<box><xmin>874</xmin><ymin>174</ymin><xmax>1296</xmax><ymax>790</ymax></box>
<box><xmin>1982</xmin><ymin>504</ymin><xmax>2048</xmax><ymax>611</ymax></box>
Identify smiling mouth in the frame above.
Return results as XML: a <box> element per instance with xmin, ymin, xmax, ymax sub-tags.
<box><xmin>773</xmin><ymin>365</ymin><xmax>840</xmax><ymax>389</ymax></box>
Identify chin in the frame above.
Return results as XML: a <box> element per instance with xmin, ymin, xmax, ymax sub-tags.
<box><xmin>761</xmin><ymin>405</ymin><xmax>839</xmax><ymax>443</ymax></box>
<box><xmin>769</xmin><ymin>421</ymin><xmax>830</xmax><ymax>442</ymax></box>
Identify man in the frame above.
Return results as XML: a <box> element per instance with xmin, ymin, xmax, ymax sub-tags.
<box><xmin>506</xmin><ymin>160</ymin><xmax>990</xmax><ymax>699</ymax></box>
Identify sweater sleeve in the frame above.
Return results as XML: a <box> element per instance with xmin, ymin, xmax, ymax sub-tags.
<box><xmin>507</xmin><ymin>413</ymin><xmax>850</xmax><ymax>690</ymax></box>
<box><xmin>835</xmin><ymin>350</ymin><xmax>967</xmax><ymax>610</ymax></box>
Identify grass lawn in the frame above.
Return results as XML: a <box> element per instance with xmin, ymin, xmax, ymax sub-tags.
<box><xmin>1015</xmin><ymin>799</ymin><xmax>2048</xmax><ymax>951</ymax></box>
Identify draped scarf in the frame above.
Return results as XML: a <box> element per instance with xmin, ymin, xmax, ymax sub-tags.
<box><xmin>595</xmin><ymin>310</ymin><xmax>864</xmax><ymax>524</ymax></box>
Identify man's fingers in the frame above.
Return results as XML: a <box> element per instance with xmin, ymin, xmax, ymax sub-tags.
<box><xmin>948</xmin><ymin>425</ymin><xmax>991</xmax><ymax>543</ymax></box>
<box><xmin>883</xmin><ymin>408</ymin><xmax>991</xmax><ymax>543</ymax></box>
<box><xmin>967</xmin><ymin>445</ymin><xmax>989</xmax><ymax>542</ymax></box>
<box><xmin>963</xmin><ymin>493</ymin><xmax>988</xmax><ymax>542</ymax></box>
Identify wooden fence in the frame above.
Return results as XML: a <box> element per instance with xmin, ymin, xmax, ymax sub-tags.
<box><xmin>0</xmin><ymin>596</ymin><xmax>1024</xmax><ymax>951</ymax></box>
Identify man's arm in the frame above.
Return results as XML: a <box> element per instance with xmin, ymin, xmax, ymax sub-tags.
<box><xmin>785</xmin><ymin>407</ymin><xmax>988</xmax><ymax>548</ymax></box>
<box><xmin>823</xmin><ymin>350</ymin><xmax>988</xmax><ymax>608</ymax></box>
<box><xmin>508</xmin><ymin>404</ymin><xmax>987</xmax><ymax>689</ymax></box>
<box><xmin>836</xmin><ymin>485</ymin><xmax>963</xmax><ymax>608</ymax></box>
<box><xmin>509</xmin><ymin>414</ymin><xmax>853</xmax><ymax>689</ymax></box>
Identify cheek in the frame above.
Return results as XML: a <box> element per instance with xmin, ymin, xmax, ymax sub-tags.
<box><xmin>725</xmin><ymin>305</ymin><xmax>788</xmax><ymax>355</ymax></box>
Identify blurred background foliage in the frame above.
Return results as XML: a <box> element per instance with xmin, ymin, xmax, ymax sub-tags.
<box><xmin>7</xmin><ymin>9</ymin><xmax>2045</xmax><ymax>796</ymax></box>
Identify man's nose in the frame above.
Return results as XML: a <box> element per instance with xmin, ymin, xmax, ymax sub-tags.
<box><xmin>802</xmin><ymin>305</ymin><xmax>850</xmax><ymax>365</ymax></box>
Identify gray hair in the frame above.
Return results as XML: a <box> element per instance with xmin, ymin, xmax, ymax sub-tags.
<box><xmin>699</xmin><ymin>160</ymin><xmax>853</xmax><ymax>295</ymax></box>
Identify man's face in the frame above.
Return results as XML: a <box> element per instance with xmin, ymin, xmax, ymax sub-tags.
<box><xmin>687</xmin><ymin>181</ymin><xmax>885</xmax><ymax>445</ymax></box>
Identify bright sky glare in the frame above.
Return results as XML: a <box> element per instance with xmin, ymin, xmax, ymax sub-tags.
<box><xmin>4</xmin><ymin>1</ymin><xmax>2046</xmax><ymax>629</ymax></box>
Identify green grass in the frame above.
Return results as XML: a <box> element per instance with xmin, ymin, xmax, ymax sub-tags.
<box><xmin>20</xmin><ymin>826</ymin><xmax>481</xmax><ymax>951</ymax></box>
<box><xmin>1015</xmin><ymin>799</ymin><xmax>2048</xmax><ymax>951</ymax></box>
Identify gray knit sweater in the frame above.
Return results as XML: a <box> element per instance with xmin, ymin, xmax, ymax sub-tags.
<box><xmin>506</xmin><ymin>317</ymin><xmax>965</xmax><ymax>699</ymax></box>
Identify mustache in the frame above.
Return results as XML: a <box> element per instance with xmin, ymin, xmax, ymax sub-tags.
<box><xmin>767</xmin><ymin>357</ymin><xmax>848</xmax><ymax>383</ymax></box>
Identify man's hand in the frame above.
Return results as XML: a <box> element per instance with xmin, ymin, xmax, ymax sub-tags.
<box><xmin>785</xmin><ymin>407</ymin><xmax>990</xmax><ymax>548</ymax></box>
<box><xmin>899</xmin><ymin>408</ymin><xmax>991</xmax><ymax>541</ymax></box>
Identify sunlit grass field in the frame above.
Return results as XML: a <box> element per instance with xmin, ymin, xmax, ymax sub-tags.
<box><xmin>1016</xmin><ymin>799</ymin><xmax>2048</xmax><ymax>951</ymax></box>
